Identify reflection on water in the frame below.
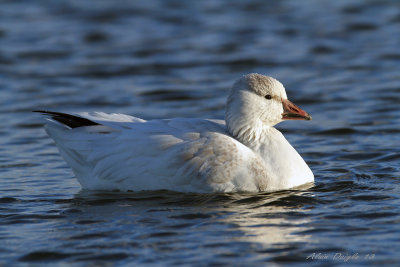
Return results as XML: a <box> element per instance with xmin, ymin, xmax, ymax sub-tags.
<box><xmin>226</xmin><ymin>195</ymin><xmax>313</xmax><ymax>248</ymax></box>
<box><xmin>1</xmin><ymin>0</ymin><xmax>400</xmax><ymax>266</ymax></box>
<box><xmin>40</xmin><ymin>190</ymin><xmax>317</xmax><ymax>264</ymax></box>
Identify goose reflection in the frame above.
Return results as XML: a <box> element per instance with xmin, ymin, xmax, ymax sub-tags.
<box><xmin>57</xmin><ymin>186</ymin><xmax>315</xmax><ymax>258</ymax></box>
<box><xmin>220</xmin><ymin>185</ymin><xmax>315</xmax><ymax>247</ymax></box>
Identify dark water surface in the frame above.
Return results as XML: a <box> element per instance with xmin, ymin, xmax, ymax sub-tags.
<box><xmin>1</xmin><ymin>0</ymin><xmax>400</xmax><ymax>266</ymax></box>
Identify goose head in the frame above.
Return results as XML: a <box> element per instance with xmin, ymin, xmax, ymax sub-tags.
<box><xmin>225</xmin><ymin>73</ymin><xmax>311</xmax><ymax>141</ymax></box>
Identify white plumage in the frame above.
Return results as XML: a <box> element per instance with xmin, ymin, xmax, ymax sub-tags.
<box><xmin>38</xmin><ymin>73</ymin><xmax>314</xmax><ymax>193</ymax></box>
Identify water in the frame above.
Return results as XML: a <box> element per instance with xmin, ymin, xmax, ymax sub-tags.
<box><xmin>1</xmin><ymin>0</ymin><xmax>400</xmax><ymax>266</ymax></box>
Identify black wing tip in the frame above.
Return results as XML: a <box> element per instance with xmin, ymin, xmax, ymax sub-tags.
<box><xmin>33</xmin><ymin>110</ymin><xmax>101</xmax><ymax>128</ymax></box>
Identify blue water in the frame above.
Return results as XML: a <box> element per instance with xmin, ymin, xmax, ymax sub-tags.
<box><xmin>1</xmin><ymin>0</ymin><xmax>400</xmax><ymax>266</ymax></box>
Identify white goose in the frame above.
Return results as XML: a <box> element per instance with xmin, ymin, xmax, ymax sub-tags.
<box><xmin>36</xmin><ymin>73</ymin><xmax>314</xmax><ymax>193</ymax></box>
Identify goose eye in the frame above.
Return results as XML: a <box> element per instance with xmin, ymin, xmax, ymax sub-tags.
<box><xmin>265</xmin><ymin>95</ymin><xmax>272</xmax><ymax>100</ymax></box>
